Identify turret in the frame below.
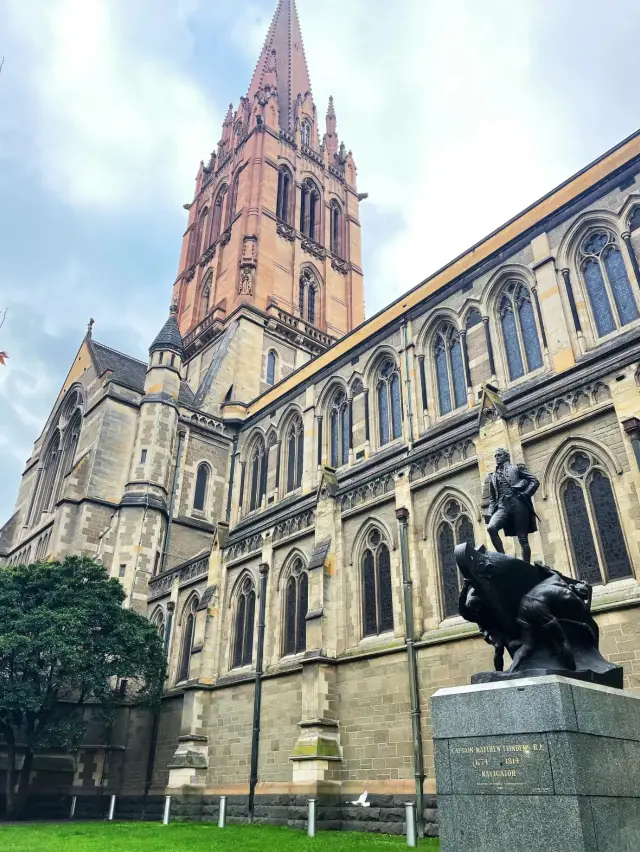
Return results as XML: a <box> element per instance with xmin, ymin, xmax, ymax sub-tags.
<box><xmin>146</xmin><ymin>303</ymin><xmax>184</xmax><ymax>400</ymax></box>
<box><xmin>325</xmin><ymin>95</ymin><xmax>338</xmax><ymax>157</ymax></box>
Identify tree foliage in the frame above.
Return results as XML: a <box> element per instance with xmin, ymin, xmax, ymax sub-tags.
<box><xmin>0</xmin><ymin>557</ymin><xmax>166</xmax><ymax>816</ymax></box>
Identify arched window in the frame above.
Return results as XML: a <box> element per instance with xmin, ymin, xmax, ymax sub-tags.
<box><xmin>197</xmin><ymin>207</ymin><xmax>209</xmax><ymax>257</ymax></box>
<box><xmin>233</xmin><ymin>576</ymin><xmax>256</xmax><ymax>668</ymax></box>
<box><xmin>201</xmin><ymin>280</ymin><xmax>211</xmax><ymax>319</ymax></box>
<box><xmin>436</xmin><ymin>499</ymin><xmax>476</xmax><ymax>618</ymax></box>
<box><xmin>285</xmin><ymin>416</ymin><xmax>304</xmax><ymax>493</ymax></box>
<box><xmin>498</xmin><ymin>280</ymin><xmax>543</xmax><ymax>381</ymax></box>
<box><xmin>330</xmin><ymin>201</ymin><xmax>342</xmax><ymax>256</ymax></box>
<box><xmin>178</xmin><ymin>597</ymin><xmax>197</xmax><ymax>683</ymax></box>
<box><xmin>433</xmin><ymin>323</ymin><xmax>466</xmax><ymax>415</ymax></box>
<box><xmin>300</xmin><ymin>178</ymin><xmax>320</xmax><ymax>240</ymax></box>
<box><xmin>329</xmin><ymin>389</ymin><xmax>350</xmax><ymax>468</ymax></box>
<box><xmin>361</xmin><ymin>528</ymin><xmax>394</xmax><ymax>637</ymax></box>
<box><xmin>376</xmin><ymin>358</ymin><xmax>402</xmax><ymax>446</ymax></box>
<box><xmin>36</xmin><ymin>431</ymin><xmax>62</xmax><ymax>518</ymax></box>
<box><xmin>560</xmin><ymin>450</ymin><xmax>632</xmax><ymax>585</ymax></box>
<box><xmin>266</xmin><ymin>350</ymin><xmax>277</xmax><ymax>386</ymax></box>
<box><xmin>152</xmin><ymin>609</ymin><xmax>166</xmax><ymax>643</ymax></box>
<box><xmin>193</xmin><ymin>464</ymin><xmax>209</xmax><ymax>512</ymax></box>
<box><xmin>228</xmin><ymin>172</ymin><xmax>240</xmax><ymax>225</ymax></box>
<box><xmin>248</xmin><ymin>438</ymin><xmax>267</xmax><ymax>512</ymax></box>
<box><xmin>211</xmin><ymin>184</ymin><xmax>228</xmax><ymax>243</ymax></box>
<box><xmin>579</xmin><ymin>231</ymin><xmax>639</xmax><ymax>337</ymax></box>
<box><xmin>300</xmin><ymin>119</ymin><xmax>311</xmax><ymax>147</ymax></box>
<box><xmin>276</xmin><ymin>166</ymin><xmax>292</xmax><ymax>224</ymax></box>
<box><xmin>283</xmin><ymin>557</ymin><xmax>308</xmax><ymax>656</ymax></box>
<box><xmin>299</xmin><ymin>268</ymin><xmax>319</xmax><ymax>325</ymax></box>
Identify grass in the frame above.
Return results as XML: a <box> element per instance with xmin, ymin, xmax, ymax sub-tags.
<box><xmin>0</xmin><ymin>822</ymin><xmax>440</xmax><ymax>852</ymax></box>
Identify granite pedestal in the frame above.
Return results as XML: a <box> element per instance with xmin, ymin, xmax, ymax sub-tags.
<box><xmin>432</xmin><ymin>676</ymin><xmax>640</xmax><ymax>852</ymax></box>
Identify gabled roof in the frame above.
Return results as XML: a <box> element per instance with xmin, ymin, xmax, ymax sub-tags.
<box><xmin>247</xmin><ymin>0</ymin><xmax>312</xmax><ymax>131</ymax></box>
<box><xmin>89</xmin><ymin>340</ymin><xmax>147</xmax><ymax>392</ymax></box>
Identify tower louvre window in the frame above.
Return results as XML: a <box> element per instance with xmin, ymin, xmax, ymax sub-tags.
<box><xmin>300</xmin><ymin>178</ymin><xmax>320</xmax><ymax>241</ymax></box>
<box><xmin>276</xmin><ymin>166</ymin><xmax>292</xmax><ymax>224</ymax></box>
<box><xmin>330</xmin><ymin>200</ymin><xmax>343</xmax><ymax>256</ymax></box>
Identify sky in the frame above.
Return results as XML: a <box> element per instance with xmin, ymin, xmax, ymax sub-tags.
<box><xmin>1</xmin><ymin>0</ymin><xmax>639</xmax><ymax>523</ymax></box>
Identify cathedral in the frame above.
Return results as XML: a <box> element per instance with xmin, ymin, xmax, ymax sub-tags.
<box><xmin>3</xmin><ymin>0</ymin><xmax>640</xmax><ymax>833</ymax></box>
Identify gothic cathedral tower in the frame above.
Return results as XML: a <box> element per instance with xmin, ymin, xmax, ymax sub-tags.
<box><xmin>172</xmin><ymin>0</ymin><xmax>365</xmax><ymax>408</ymax></box>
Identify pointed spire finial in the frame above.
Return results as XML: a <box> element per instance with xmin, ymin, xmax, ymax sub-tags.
<box><xmin>86</xmin><ymin>318</ymin><xmax>95</xmax><ymax>339</ymax></box>
<box><xmin>327</xmin><ymin>95</ymin><xmax>335</xmax><ymax>119</ymax></box>
<box><xmin>170</xmin><ymin>299</ymin><xmax>179</xmax><ymax>316</ymax></box>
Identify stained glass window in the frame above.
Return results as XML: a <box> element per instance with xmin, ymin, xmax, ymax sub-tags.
<box><xmin>178</xmin><ymin>598</ymin><xmax>197</xmax><ymax>682</ymax></box>
<box><xmin>284</xmin><ymin>576</ymin><xmax>297</xmax><ymax>656</ymax></box>
<box><xmin>450</xmin><ymin>337</ymin><xmax>467</xmax><ymax>409</ymax></box>
<box><xmin>341</xmin><ymin>404</ymin><xmax>350</xmax><ymax>465</ymax></box>
<box><xmin>435</xmin><ymin>344</ymin><xmax>451</xmax><ymax>415</ymax></box>
<box><xmin>361</xmin><ymin>530</ymin><xmax>394</xmax><ymax>637</ymax></box>
<box><xmin>519</xmin><ymin>297</ymin><xmax>543</xmax><ymax>371</ymax></box>
<box><xmin>603</xmin><ymin>246</ymin><xmax>638</xmax><ymax>326</ymax></box>
<box><xmin>249</xmin><ymin>441</ymin><xmax>265</xmax><ymax>512</ymax></box>
<box><xmin>233</xmin><ymin>577</ymin><xmax>255</xmax><ymax>668</ymax></box>
<box><xmin>362</xmin><ymin>549</ymin><xmax>377</xmax><ymax>637</ymax></box>
<box><xmin>308</xmin><ymin>286</ymin><xmax>316</xmax><ymax>325</ymax></box>
<box><xmin>299</xmin><ymin>280</ymin><xmax>306</xmax><ymax>317</ymax></box>
<box><xmin>277</xmin><ymin>167</ymin><xmax>291</xmax><ymax>222</ymax></box>
<box><xmin>297</xmin><ymin>573</ymin><xmax>308</xmax><ymax>653</ymax></box>
<box><xmin>589</xmin><ymin>470</ymin><xmax>632</xmax><ymax>581</ymax></box>
<box><xmin>499</xmin><ymin>282</ymin><xmax>542</xmax><ymax>381</ymax></box>
<box><xmin>378</xmin><ymin>382</ymin><xmax>390</xmax><ymax>446</ymax></box>
<box><xmin>330</xmin><ymin>391</ymin><xmax>350</xmax><ymax>467</ymax></box>
<box><xmin>561</xmin><ymin>451</ymin><xmax>632</xmax><ymax>585</ymax></box>
<box><xmin>390</xmin><ymin>373</ymin><xmax>402</xmax><ymax>439</ymax></box>
<box><xmin>330</xmin><ymin>409</ymin><xmax>340</xmax><ymax>468</ymax></box>
<box><xmin>285</xmin><ymin>418</ymin><xmax>304</xmax><ymax>493</ymax></box>
<box><xmin>436</xmin><ymin>499</ymin><xmax>475</xmax><ymax>618</ymax></box>
<box><xmin>266</xmin><ymin>351</ymin><xmax>276</xmax><ymax>386</ymax></box>
<box><xmin>433</xmin><ymin>324</ymin><xmax>467</xmax><ymax>415</ymax></box>
<box><xmin>193</xmin><ymin>464</ymin><xmax>209</xmax><ymax>512</ymax></box>
<box><xmin>580</xmin><ymin>231</ymin><xmax>639</xmax><ymax>337</ymax></box>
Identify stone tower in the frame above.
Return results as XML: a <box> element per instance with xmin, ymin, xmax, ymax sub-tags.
<box><xmin>172</xmin><ymin>0</ymin><xmax>365</xmax><ymax>406</ymax></box>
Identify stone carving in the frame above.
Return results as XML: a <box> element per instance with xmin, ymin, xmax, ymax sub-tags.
<box><xmin>149</xmin><ymin>553</ymin><xmax>209</xmax><ymax>600</ymax></box>
<box><xmin>331</xmin><ymin>257</ymin><xmax>349</xmax><ymax>275</ymax></box>
<box><xmin>224</xmin><ymin>534</ymin><xmax>263</xmax><ymax>563</ymax></box>
<box><xmin>340</xmin><ymin>474</ymin><xmax>394</xmax><ymax>512</ymax></box>
<box><xmin>455</xmin><ymin>541</ymin><xmax>623</xmax><ymax>688</ymax></box>
<box><xmin>518</xmin><ymin>382</ymin><xmax>611</xmax><ymax>435</ymax></box>
<box><xmin>239</xmin><ymin>267</ymin><xmax>253</xmax><ymax>296</ymax></box>
<box><xmin>301</xmin><ymin>238</ymin><xmax>327</xmax><ymax>260</ymax></box>
<box><xmin>276</xmin><ymin>221</ymin><xmax>296</xmax><ymax>242</ymax></box>
<box><xmin>409</xmin><ymin>440</ymin><xmax>476</xmax><ymax>483</ymax></box>
<box><xmin>272</xmin><ymin>509</ymin><xmax>315</xmax><ymax>543</ymax></box>
<box><xmin>484</xmin><ymin>448</ymin><xmax>538</xmax><ymax>563</ymax></box>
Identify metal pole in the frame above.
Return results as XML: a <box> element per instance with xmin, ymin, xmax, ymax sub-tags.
<box><xmin>162</xmin><ymin>795</ymin><xmax>171</xmax><ymax>825</ymax></box>
<box><xmin>107</xmin><ymin>794</ymin><xmax>117</xmax><ymax>821</ymax></box>
<box><xmin>218</xmin><ymin>795</ymin><xmax>227</xmax><ymax>828</ymax></box>
<box><xmin>405</xmin><ymin>802</ymin><xmax>417</xmax><ymax>847</ymax></box>
<box><xmin>308</xmin><ymin>798</ymin><xmax>317</xmax><ymax>838</ymax></box>
<box><xmin>69</xmin><ymin>795</ymin><xmax>77</xmax><ymax>819</ymax></box>
<box><xmin>396</xmin><ymin>508</ymin><xmax>425</xmax><ymax>838</ymax></box>
<box><xmin>248</xmin><ymin>564</ymin><xmax>269</xmax><ymax>823</ymax></box>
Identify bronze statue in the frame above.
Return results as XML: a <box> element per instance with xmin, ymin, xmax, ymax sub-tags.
<box><xmin>455</xmin><ymin>541</ymin><xmax>622</xmax><ymax>688</ymax></box>
<box><xmin>484</xmin><ymin>448</ymin><xmax>539</xmax><ymax>563</ymax></box>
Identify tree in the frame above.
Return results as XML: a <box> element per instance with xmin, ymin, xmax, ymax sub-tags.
<box><xmin>0</xmin><ymin>557</ymin><xmax>166</xmax><ymax>818</ymax></box>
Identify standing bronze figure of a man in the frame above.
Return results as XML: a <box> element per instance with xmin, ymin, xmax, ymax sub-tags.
<box><xmin>484</xmin><ymin>448</ymin><xmax>539</xmax><ymax>563</ymax></box>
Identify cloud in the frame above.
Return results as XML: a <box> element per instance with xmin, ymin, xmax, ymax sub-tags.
<box><xmin>3</xmin><ymin>0</ymin><xmax>218</xmax><ymax>210</ymax></box>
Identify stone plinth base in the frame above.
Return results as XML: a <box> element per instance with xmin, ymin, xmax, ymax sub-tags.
<box><xmin>432</xmin><ymin>676</ymin><xmax>640</xmax><ymax>852</ymax></box>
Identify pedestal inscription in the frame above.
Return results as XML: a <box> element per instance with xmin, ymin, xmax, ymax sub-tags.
<box><xmin>447</xmin><ymin>735</ymin><xmax>552</xmax><ymax>794</ymax></box>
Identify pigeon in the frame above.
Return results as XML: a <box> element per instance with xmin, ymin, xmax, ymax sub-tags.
<box><xmin>349</xmin><ymin>791</ymin><xmax>370</xmax><ymax>807</ymax></box>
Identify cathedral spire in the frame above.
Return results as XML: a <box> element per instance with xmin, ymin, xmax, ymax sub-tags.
<box><xmin>247</xmin><ymin>0</ymin><xmax>312</xmax><ymax>131</ymax></box>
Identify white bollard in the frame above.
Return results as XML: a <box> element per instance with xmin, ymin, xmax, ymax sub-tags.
<box><xmin>307</xmin><ymin>798</ymin><xmax>317</xmax><ymax>838</ymax></box>
<box><xmin>162</xmin><ymin>795</ymin><xmax>171</xmax><ymax>825</ymax></box>
<box><xmin>107</xmin><ymin>794</ymin><xmax>116</xmax><ymax>821</ymax></box>
<box><xmin>405</xmin><ymin>802</ymin><xmax>417</xmax><ymax>847</ymax></box>
<box><xmin>69</xmin><ymin>796</ymin><xmax>77</xmax><ymax>819</ymax></box>
<box><xmin>218</xmin><ymin>795</ymin><xmax>227</xmax><ymax>828</ymax></box>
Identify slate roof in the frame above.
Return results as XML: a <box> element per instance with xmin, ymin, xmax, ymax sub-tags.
<box><xmin>90</xmin><ymin>340</ymin><xmax>147</xmax><ymax>392</ymax></box>
<box><xmin>90</xmin><ymin>339</ymin><xmax>196</xmax><ymax>406</ymax></box>
<box><xmin>149</xmin><ymin>311</ymin><xmax>184</xmax><ymax>357</ymax></box>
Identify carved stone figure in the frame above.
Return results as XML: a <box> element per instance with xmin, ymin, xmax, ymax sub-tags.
<box><xmin>455</xmin><ymin>541</ymin><xmax>623</xmax><ymax>688</ymax></box>
<box><xmin>484</xmin><ymin>447</ymin><xmax>539</xmax><ymax>563</ymax></box>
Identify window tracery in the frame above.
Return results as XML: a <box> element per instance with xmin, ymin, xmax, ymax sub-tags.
<box><xmin>329</xmin><ymin>389</ymin><xmax>349</xmax><ymax>468</ymax></box>
<box><xmin>361</xmin><ymin>528</ymin><xmax>394</xmax><ymax>637</ymax></box>
<box><xmin>177</xmin><ymin>597</ymin><xmax>197</xmax><ymax>683</ymax></box>
<box><xmin>436</xmin><ymin>499</ymin><xmax>475</xmax><ymax>618</ymax></box>
<box><xmin>248</xmin><ymin>438</ymin><xmax>267</xmax><ymax>512</ymax></box>
<box><xmin>285</xmin><ymin>416</ymin><xmax>304</xmax><ymax>493</ymax></box>
<box><xmin>560</xmin><ymin>450</ymin><xmax>632</xmax><ymax>585</ymax></box>
<box><xmin>283</xmin><ymin>557</ymin><xmax>308</xmax><ymax>656</ymax></box>
<box><xmin>276</xmin><ymin>166</ymin><xmax>292</xmax><ymax>223</ymax></box>
<box><xmin>233</xmin><ymin>576</ymin><xmax>256</xmax><ymax>668</ymax></box>
<box><xmin>299</xmin><ymin>268</ymin><xmax>319</xmax><ymax>325</ymax></box>
<box><xmin>300</xmin><ymin>178</ymin><xmax>319</xmax><ymax>240</ymax></box>
<box><xmin>498</xmin><ymin>280</ymin><xmax>544</xmax><ymax>381</ymax></box>
<box><xmin>579</xmin><ymin>230</ymin><xmax>638</xmax><ymax>337</ymax></box>
<box><xmin>433</xmin><ymin>324</ymin><xmax>466</xmax><ymax>416</ymax></box>
<box><xmin>376</xmin><ymin>358</ymin><xmax>402</xmax><ymax>446</ymax></box>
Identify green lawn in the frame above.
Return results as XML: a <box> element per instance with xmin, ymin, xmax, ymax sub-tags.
<box><xmin>0</xmin><ymin>822</ymin><xmax>439</xmax><ymax>852</ymax></box>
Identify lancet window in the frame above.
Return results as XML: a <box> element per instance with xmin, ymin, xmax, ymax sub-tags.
<box><xmin>300</xmin><ymin>178</ymin><xmax>320</xmax><ymax>241</ymax></box>
<box><xmin>436</xmin><ymin>499</ymin><xmax>475</xmax><ymax>618</ymax></box>
<box><xmin>362</xmin><ymin>528</ymin><xmax>394</xmax><ymax>637</ymax></box>
<box><xmin>498</xmin><ymin>280</ymin><xmax>544</xmax><ymax>381</ymax></box>
<box><xmin>193</xmin><ymin>464</ymin><xmax>209</xmax><ymax>512</ymax></box>
<box><xmin>233</xmin><ymin>576</ymin><xmax>256</xmax><ymax>669</ymax></box>
<box><xmin>285</xmin><ymin>416</ymin><xmax>304</xmax><ymax>494</ymax></box>
<box><xmin>177</xmin><ymin>597</ymin><xmax>197</xmax><ymax>683</ymax></box>
<box><xmin>433</xmin><ymin>323</ymin><xmax>466</xmax><ymax>415</ymax></box>
<box><xmin>276</xmin><ymin>166</ymin><xmax>292</xmax><ymax>224</ymax></box>
<box><xmin>283</xmin><ymin>557</ymin><xmax>308</xmax><ymax>656</ymax></box>
<box><xmin>330</xmin><ymin>389</ymin><xmax>350</xmax><ymax>468</ymax></box>
<box><xmin>376</xmin><ymin>358</ymin><xmax>402</xmax><ymax>446</ymax></box>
